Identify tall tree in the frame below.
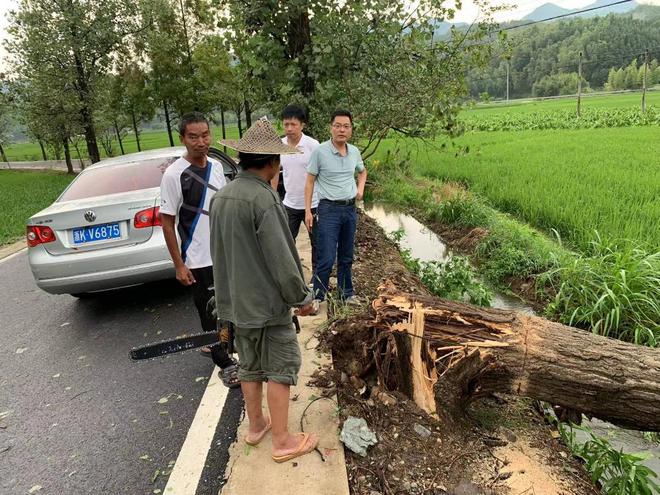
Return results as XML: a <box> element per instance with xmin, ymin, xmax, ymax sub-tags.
<box><xmin>6</xmin><ymin>0</ymin><xmax>140</xmax><ymax>163</ymax></box>
<box><xmin>0</xmin><ymin>99</ymin><xmax>10</xmax><ymax>163</ymax></box>
<box><xmin>14</xmin><ymin>77</ymin><xmax>81</xmax><ymax>173</ymax></box>
<box><xmin>221</xmin><ymin>1</ymin><xmax>499</xmax><ymax>157</ymax></box>
<box><xmin>142</xmin><ymin>0</ymin><xmax>221</xmax><ymax>137</ymax></box>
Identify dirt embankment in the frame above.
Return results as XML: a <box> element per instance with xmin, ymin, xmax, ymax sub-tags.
<box><xmin>312</xmin><ymin>212</ymin><xmax>598</xmax><ymax>495</ymax></box>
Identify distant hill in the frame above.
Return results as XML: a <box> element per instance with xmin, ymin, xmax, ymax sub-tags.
<box><xmin>522</xmin><ymin>0</ymin><xmax>639</xmax><ymax>21</ymax></box>
<box><xmin>430</xmin><ymin>19</ymin><xmax>468</xmax><ymax>39</ymax></box>
<box><xmin>522</xmin><ymin>3</ymin><xmax>573</xmax><ymax>21</ymax></box>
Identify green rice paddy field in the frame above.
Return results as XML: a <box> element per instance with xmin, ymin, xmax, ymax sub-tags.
<box><xmin>378</xmin><ymin>92</ymin><xmax>660</xmax><ymax>251</ymax></box>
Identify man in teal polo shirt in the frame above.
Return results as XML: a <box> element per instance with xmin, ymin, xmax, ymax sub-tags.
<box><xmin>304</xmin><ymin>110</ymin><xmax>367</xmax><ymax>304</ymax></box>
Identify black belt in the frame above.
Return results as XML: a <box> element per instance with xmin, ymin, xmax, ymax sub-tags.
<box><xmin>321</xmin><ymin>198</ymin><xmax>355</xmax><ymax>206</ymax></box>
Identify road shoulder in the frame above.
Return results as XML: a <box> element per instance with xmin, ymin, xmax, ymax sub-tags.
<box><xmin>220</xmin><ymin>236</ymin><xmax>350</xmax><ymax>495</ymax></box>
<box><xmin>0</xmin><ymin>241</ymin><xmax>26</xmax><ymax>262</ymax></box>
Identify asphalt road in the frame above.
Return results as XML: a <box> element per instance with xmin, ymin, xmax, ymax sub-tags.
<box><xmin>0</xmin><ymin>251</ymin><xmax>242</xmax><ymax>495</ymax></box>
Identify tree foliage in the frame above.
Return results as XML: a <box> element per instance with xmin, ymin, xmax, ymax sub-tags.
<box><xmin>468</xmin><ymin>9</ymin><xmax>660</xmax><ymax>98</ymax></box>
<box><xmin>532</xmin><ymin>72</ymin><xmax>591</xmax><ymax>97</ymax></box>
<box><xmin>5</xmin><ymin>0</ymin><xmax>141</xmax><ymax>163</ymax></box>
<box><xmin>221</xmin><ymin>0</ymin><xmax>500</xmax><ymax>157</ymax></box>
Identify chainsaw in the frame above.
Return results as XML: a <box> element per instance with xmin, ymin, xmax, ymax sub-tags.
<box><xmin>129</xmin><ymin>316</ymin><xmax>301</xmax><ymax>361</ymax></box>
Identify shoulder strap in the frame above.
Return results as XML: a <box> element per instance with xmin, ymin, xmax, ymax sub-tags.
<box><xmin>180</xmin><ymin>203</ymin><xmax>209</xmax><ymax>216</ymax></box>
<box><xmin>181</xmin><ymin>163</ymin><xmax>219</xmax><ymax>192</ymax></box>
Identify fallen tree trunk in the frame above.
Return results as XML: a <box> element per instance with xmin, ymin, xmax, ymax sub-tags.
<box><xmin>372</xmin><ymin>282</ymin><xmax>660</xmax><ymax>432</ymax></box>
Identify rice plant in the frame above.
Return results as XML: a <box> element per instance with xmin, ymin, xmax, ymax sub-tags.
<box><xmin>558</xmin><ymin>422</ymin><xmax>660</xmax><ymax>495</ymax></box>
<box><xmin>541</xmin><ymin>234</ymin><xmax>660</xmax><ymax>347</ymax></box>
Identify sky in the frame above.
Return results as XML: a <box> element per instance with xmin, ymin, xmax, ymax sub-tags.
<box><xmin>1</xmin><ymin>0</ymin><xmax>659</xmax><ymax>72</ymax></box>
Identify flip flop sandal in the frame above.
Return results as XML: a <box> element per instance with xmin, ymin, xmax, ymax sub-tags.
<box><xmin>271</xmin><ymin>433</ymin><xmax>319</xmax><ymax>463</ymax></box>
<box><xmin>245</xmin><ymin>418</ymin><xmax>272</xmax><ymax>446</ymax></box>
<box><xmin>219</xmin><ymin>363</ymin><xmax>241</xmax><ymax>389</ymax></box>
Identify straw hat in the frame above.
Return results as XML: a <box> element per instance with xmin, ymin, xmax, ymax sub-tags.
<box><xmin>219</xmin><ymin>117</ymin><xmax>301</xmax><ymax>155</ymax></box>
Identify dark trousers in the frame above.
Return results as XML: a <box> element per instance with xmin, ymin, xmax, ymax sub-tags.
<box><xmin>285</xmin><ymin>206</ymin><xmax>318</xmax><ymax>279</ymax></box>
<box><xmin>190</xmin><ymin>266</ymin><xmax>234</xmax><ymax>368</ymax></box>
<box><xmin>313</xmin><ymin>200</ymin><xmax>357</xmax><ymax>301</ymax></box>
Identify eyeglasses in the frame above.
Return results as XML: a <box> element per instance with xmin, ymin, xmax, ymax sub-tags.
<box><xmin>331</xmin><ymin>123</ymin><xmax>352</xmax><ymax>130</ymax></box>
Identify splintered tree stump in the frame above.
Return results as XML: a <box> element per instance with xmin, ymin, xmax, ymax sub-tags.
<box><xmin>372</xmin><ymin>282</ymin><xmax>660</xmax><ymax>432</ymax></box>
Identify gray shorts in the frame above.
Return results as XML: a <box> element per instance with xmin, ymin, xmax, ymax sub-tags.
<box><xmin>234</xmin><ymin>323</ymin><xmax>301</xmax><ymax>386</ymax></box>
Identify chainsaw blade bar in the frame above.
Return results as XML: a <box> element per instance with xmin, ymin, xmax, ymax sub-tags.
<box><xmin>130</xmin><ymin>332</ymin><xmax>219</xmax><ymax>361</ymax></box>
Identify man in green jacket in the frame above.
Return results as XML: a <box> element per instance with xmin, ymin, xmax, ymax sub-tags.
<box><xmin>210</xmin><ymin>118</ymin><xmax>319</xmax><ymax>463</ymax></box>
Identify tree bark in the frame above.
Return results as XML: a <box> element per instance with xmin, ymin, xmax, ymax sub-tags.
<box><xmin>220</xmin><ymin>107</ymin><xmax>227</xmax><ymax>153</ymax></box>
<box><xmin>80</xmin><ymin>105</ymin><xmax>100</xmax><ymax>163</ymax></box>
<box><xmin>287</xmin><ymin>10</ymin><xmax>314</xmax><ymax>98</ymax></box>
<box><xmin>131</xmin><ymin>110</ymin><xmax>141</xmax><ymax>152</ymax></box>
<box><xmin>372</xmin><ymin>282</ymin><xmax>660</xmax><ymax>432</ymax></box>
<box><xmin>236</xmin><ymin>110</ymin><xmax>243</xmax><ymax>138</ymax></box>
<box><xmin>0</xmin><ymin>143</ymin><xmax>8</xmax><ymax>163</ymax></box>
<box><xmin>63</xmin><ymin>138</ymin><xmax>74</xmax><ymax>174</ymax></box>
<box><xmin>244</xmin><ymin>98</ymin><xmax>252</xmax><ymax>128</ymax></box>
<box><xmin>163</xmin><ymin>101</ymin><xmax>174</xmax><ymax>147</ymax></box>
<box><xmin>38</xmin><ymin>140</ymin><xmax>48</xmax><ymax>160</ymax></box>
<box><xmin>114</xmin><ymin>121</ymin><xmax>125</xmax><ymax>155</ymax></box>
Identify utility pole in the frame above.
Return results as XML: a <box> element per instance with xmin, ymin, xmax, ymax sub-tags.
<box><xmin>642</xmin><ymin>48</ymin><xmax>649</xmax><ymax>113</ymax></box>
<box><xmin>506</xmin><ymin>57</ymin><xmax>510</xmax><ymax>102</ymax></box>
<box><xmin>577</xmin><ymin>51</ymin><xmax>583</xmax><ymax>118</ymax></box>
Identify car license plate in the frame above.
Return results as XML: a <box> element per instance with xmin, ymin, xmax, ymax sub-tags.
<box><xmin>72</xmin><ymin>223</ymin><xmax>121</xmax><ymax>244</ymax></box>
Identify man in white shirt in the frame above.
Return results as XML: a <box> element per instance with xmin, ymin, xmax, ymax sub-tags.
<box><xmin>160</xmin><ymin>112</ymin><xmax>239</xmax><ymax>388</ymax></box>
<box><xmin>271</xmin><ymin>105</ymin><xmax>320</xmax><ymax>281</ymax></box>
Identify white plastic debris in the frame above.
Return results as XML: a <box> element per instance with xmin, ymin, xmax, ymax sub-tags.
<box><xmin>339</xmin><ymin>416</ymin><xmax>378</xmax><ymax>457</ymax></box>
<box><xmin>413</xmin><ymin>423</ymin><xmax>432</xmax><ymax>438</ymax></box>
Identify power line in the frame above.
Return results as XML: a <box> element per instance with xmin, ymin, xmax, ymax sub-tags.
<box><xmin>499</xmin><ymin>0</ymin><xmax>635</xmax><ymax>32</ymax></box>
<box><xmin>429</xmin><ymin>0</ymin><xmax>637</xmax><ymax>53</ymax></box>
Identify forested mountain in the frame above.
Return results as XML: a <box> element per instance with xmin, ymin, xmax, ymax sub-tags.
<box><xmin>522</xmin><ymin>3</ymin><xmax>574</xmax><ymax>21</ymax></box>
<box><xmin>522</xmin><ymin>0</ymin><xmax>639</xmax><ymax>21</ymax></box>
<box><xmin>467</xmin><ymin>6</ymin><xmax>660</xmax><ymax>99</ymax></box>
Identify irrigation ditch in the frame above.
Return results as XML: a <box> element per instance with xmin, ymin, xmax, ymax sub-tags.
<box><xmin>312</xmin><ymin>205</ymin><xmax>659</xmax><ymax>494</ymax></box>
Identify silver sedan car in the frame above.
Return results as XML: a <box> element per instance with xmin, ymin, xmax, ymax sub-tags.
<box><xmin>27</xmin><ymin>147</ymin><xmax>237</xmax><ymax>296</ymax></box>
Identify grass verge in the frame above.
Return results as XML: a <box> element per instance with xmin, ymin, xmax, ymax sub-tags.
<box><xmin>0</xmin><ymin>170</ymin><xmax>75</xmax><ymax>245</ymax></box>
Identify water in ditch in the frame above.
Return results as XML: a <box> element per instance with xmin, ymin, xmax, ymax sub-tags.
<box><xmin>364</xmin><ymin>202</ymin><xmax>660</xmax><ymax>475</ymax></box>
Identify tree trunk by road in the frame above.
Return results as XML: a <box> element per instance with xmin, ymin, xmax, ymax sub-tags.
<box><xmin>244</xmin><ymin>99</ymin><xmax>252</xmax><ymax>128</ymax></box>
<box><xmin>131</xmin><ymin>110</ymin><xmax>141</xmax><ymax>152</ymax></box>
<box><xmin>220</xmin><ymin>108</ymin><xmax>227</xmax><ymax>153</ymax></box>
<box><xmin>114</xmin><ymin>121</ymin><xmax>125</xmax><ymax>155</ymax></box>
<box><xmin>287</xmin><ymin>9</ymin><xmax>314</xmax><ymax>98</ymax></box>
<box><xmin>372</xmin><ymin>282</ymin><xmax>660</xmax><ymax>432</ymax></box>
<box><xmin>164</xmin><ymin>101</ymin><xmax>174</xmax><ymax>147</ymax></box>
<box><xmin>63</xmin><ymin>138</ymin><xmax>74</xmax><ymax>174</ymax></box>
<box><xmin>38</xmin><ymin>140</ymin><xmax>48</xmax><ymax>160</ymax></box>
<box><xmin>236</xmin><ymin>110</ymin><xmax>243</xmax><ymax>138</ymax></box>
<box><xmin>0</xmin><ymin>143</ymin><xmax>7</xmax><ymax>163</ymax></box>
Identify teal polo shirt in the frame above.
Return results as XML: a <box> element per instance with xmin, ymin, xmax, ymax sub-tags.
<box><xmin>307</xmin><ymin>140</ymin><xmax>365</xmax><ymax>201</ymax></box>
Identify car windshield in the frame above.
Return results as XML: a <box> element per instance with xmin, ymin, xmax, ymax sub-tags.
<box><xmin>58</xmin><ymin>156</ymin><xmax>178</xmax><ymax>202</ymax></box>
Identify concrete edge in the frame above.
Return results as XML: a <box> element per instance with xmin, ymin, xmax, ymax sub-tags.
<box><xmin>0</xmin><ymin>240</ymin><xmax>27</xmax><ymax>261</ymax></box>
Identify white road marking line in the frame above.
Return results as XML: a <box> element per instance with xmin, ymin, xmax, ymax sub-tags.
<box><xmin>0</xmin><ymin>247</ymin><xmax>27</xmax><ymax>264</ymax></box>
<box><xmin>164</xmin><ymin>366</ymin><xmax>229</xmax><ymax>494</ymax></box>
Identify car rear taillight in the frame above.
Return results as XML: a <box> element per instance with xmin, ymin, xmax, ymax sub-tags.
<box><xmin>27</xmin><ymin>225</ymin><xmax>56</xmax><ymax>247</ymax></box>
<box><xmin>134</xmin><ymin>207</ymin><xmax>162</xmax><ymax>229</ymax></box>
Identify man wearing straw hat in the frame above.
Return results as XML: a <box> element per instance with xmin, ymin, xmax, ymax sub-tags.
<box><xmin>210</xmin><ymin>118</ymin><xmax>319</xmax><ymax>463</ymax></box>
